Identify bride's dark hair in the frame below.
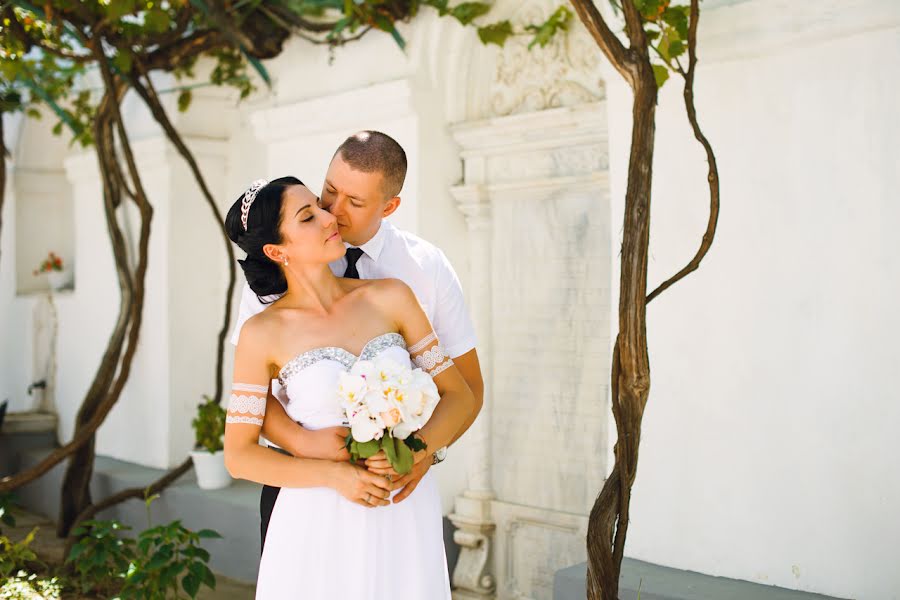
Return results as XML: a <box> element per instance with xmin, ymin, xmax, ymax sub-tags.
<box><xmin>225</xmin><ymin>176</ymin><xmax>304</xmax><ymax>301</ymax></box>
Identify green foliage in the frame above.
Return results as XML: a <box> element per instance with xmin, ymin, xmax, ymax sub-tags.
<box><xmin>652</xmin><ymin>63</ymin><xmax>669</xmax><ymax>87</ymax></box>
<box><xmin>477</xmin><ymin>20</ymin><xmax>514</xmax><ymax>47</ymax></box>
<box><xmin>0</xmin><ymin>492</ymin><xmax>18</xmax><ymax>534</ymax></box>
<box><xmin>192</xmin><ymin>395</ymin><xmax>226</xmax><ymax>454</ymax></box>
<box><xmin>526</xmin><ymin>5</ymin><xmax>572</xmax><ymax>50</ymax></box>
<box><xmin>0</xmin><ymin>528</ymin><xmax>40</xmax><ymax>579</ymax></box>
<box><xmin>1</xmin><ymin>1</ymin><xmax>570</xmax><ymax>152</ymax></box>
<box><xmin>0</xmin><ymin>570</ymin><xmax>63</xmax><ymax>600</ymax></box>
<box><xmin>120</xmin><ymin>520</ymin><xmax>220</xmax><ymax>599</ymax></box>
<box><xmin>177</xmin><ymin>89</ymin><xmax>193</xmax><ymax>113</ymax></box>
<box><xmin>608</xmin><ymin>0</ymin><xmax>693</xmax><ymax>88</ymax></box>
<box><xmin>67</xmin><ymin>520</ymin><xmax>135</xmax><ymax>596</ymax></box>
<box><xmin>344</xmin><ymin>433</ymin><xmax>421</xmax><ymax>475</ymax></box>
<box><xmin>67</xmin><ymin>512</ymin><xmax>222</xmax><ymax>599</ymax></box>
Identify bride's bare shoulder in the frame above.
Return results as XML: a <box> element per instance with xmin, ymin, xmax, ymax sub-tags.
<box><xmin>237</xmin><ymin>307</ymin><xmax>280</xmax><ymax>349</ymax></box>
<box><xmin>364</xmin><ymin>278</ymin><xmax>417</xmax><ymax>308</ymax></box>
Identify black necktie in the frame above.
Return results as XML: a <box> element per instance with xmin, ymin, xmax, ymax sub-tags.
<box><xmin>343</xmin><ymin>247</ymin><xmax>364</xmax><ymax>279</ymax></box>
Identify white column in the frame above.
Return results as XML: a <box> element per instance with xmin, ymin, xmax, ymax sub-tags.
<box><xmin>448</xmin><ymin>181</ymin><xmax>497</xmax><ymax>598</ymax></box>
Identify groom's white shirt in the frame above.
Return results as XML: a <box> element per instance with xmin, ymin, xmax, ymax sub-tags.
<box><xmin>230</xmin><ymin>221</ymin><xmax>477</xmax><ymax>428</ymax></box>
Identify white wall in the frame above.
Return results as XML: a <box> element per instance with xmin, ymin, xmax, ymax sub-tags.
<box><xmin>608</xmin><ymin>1</ymin><xmax>900</xmax><ymax>598</ymax></box>
<box><xmin>2</xmin><ymin>0</ymin><xmax>899</xmax><ymax>597</ymax></box>
<box><xmin>0</xmin><ymin>115</ymin><xmax>32</xmax><ymax>413</ymax></box>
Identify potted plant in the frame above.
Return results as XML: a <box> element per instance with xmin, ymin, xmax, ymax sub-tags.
<box><xmin>32</xmin><ymin>251</ymin><xmax>73</xmax><ymax>291</ymax></box>
<box><xmin>189</xmin><ymin>395</ymin><xmax>231</xmax><ymax>490</ymax></box>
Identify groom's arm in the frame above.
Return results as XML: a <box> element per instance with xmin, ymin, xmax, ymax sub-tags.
<box><xmin>447</xmin><ymin>348</ymin><xmax>484</xmax><ymax>445</ymax></box>
<box><xmin>431</xmin><ymin>249</ymin><xmax>484</xmax><ymax>447</ymax></box>
<box><xmin>260</xmin><ymin>392</ymin><xmax>351</xmax><ymax>461</ymax></box>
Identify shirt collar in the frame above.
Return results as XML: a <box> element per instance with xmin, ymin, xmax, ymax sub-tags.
<box><xmin>345</xmin><ymin>220</ymin><xmax>389</xmax><ymax>262</ymax></box>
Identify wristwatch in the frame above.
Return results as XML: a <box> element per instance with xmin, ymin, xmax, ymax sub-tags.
<box><xmin>432</xmin><ymin>445</ymin><xmax>448</xmax><ymax>465</ymax></box>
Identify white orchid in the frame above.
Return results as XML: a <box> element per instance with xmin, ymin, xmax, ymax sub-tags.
<box><xmin>348</xmin><ymin>405</ymin><xmax>385</xmax><ymax>443</ymax></box>
<box><xmin>336</xmin><ymin>354</ymin><xmax>441</xmax><ymax>473</ymax></box>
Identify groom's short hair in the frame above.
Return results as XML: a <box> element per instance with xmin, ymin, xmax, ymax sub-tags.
<box><xmin>334</xmin><ymin>131</ymin><xmax>407</xmax><ymax>199</ymax></box>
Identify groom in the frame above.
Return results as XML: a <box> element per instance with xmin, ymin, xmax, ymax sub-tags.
<box><xmin>229</xmin><ymin>131</ymin><xmax>485</xmax><ymax>550</ymax></box>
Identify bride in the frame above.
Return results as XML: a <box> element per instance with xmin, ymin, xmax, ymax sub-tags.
<box><xmin>222</xmin><ymin>176</ymin><xmax>475</xmax><ymax>599</ymax></box>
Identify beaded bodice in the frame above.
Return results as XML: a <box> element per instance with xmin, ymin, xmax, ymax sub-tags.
<box><xmin>276</xmin><ymin>333</ymin><xmax>410</xmax><ymax>431</ymax></box>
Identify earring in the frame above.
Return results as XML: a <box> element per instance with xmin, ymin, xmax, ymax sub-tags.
<box><xmin>283</xmin><ymin>258</ymin><xmax>289</xmax><ymax>266</ymax></box>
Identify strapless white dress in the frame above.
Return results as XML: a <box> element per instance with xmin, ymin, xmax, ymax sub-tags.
<box><xmin>254</xmin><ymin>333</ymin><xmax>452</xmax><ymax>600</ymax></box>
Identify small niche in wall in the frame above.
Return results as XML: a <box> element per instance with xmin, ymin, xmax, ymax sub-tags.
<box><xmin>15</xmin><ymin>168</ymin><xmax>75</xmax><ymax>295</ymax></box>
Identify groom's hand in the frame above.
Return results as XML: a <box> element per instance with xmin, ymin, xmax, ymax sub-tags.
<box><xmin>300</xmin><ymin>426</ymin><xmax>351</xmax><ymax>462</ymax></box>
<box><xmin>391</xmin><ymin>458</ymin><xmax>431</xmax><ymax>504</ymax></box>
<box><xmin>364</xmin><ymin>449</ymin><xmax>428</xmax><ymax>477</ymax></box>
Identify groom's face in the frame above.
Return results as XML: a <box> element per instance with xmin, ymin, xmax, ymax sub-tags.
<box><xmin>321</xmin><ymin>153</ymin><xmax>392</xmax><ymax>247</ymax></box>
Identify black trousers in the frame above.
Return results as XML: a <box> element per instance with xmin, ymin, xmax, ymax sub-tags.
<box><xmin>259</xmin><ymin>446</ymin><xmax>290</xmax><ymax>554</ymax></box>
<box><xmin>259</xmin><ymin>484</ymin><xmax>280</xmax><ymax>554</ymax></box>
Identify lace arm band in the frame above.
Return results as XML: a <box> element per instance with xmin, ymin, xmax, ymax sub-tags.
<box><xmin>227</xmin><ymin>383</ymin><xmax>268</xmax><ymax>426</ymax></box>
<box><xmin>409</xmin><ymin>332</ymin><xmax>454</xmax><ymax>378</ymax></box>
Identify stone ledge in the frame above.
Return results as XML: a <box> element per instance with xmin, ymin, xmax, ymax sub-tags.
<box><xmin>1</xmin><ymin>410</ymin><xmax>58</xmax><ymax>434</ymax></box>
<box><xmin>554</xmin><ymin>560</ymin><xmax>847</xmax><ymax>600</ymax></box>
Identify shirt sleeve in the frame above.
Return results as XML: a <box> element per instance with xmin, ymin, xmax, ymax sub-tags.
<box><xmin>430</xmin><ymin>249</ymin><xmax>478</xmax><ymax>359</ymax></box>
<box><xmin>230</xmin><ymin>283</ymin><xmax>270</xmax><ymax>346</ymax></box>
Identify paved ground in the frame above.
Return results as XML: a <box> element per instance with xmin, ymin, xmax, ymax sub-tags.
<box><xmin>3</xmin><ymin>507</ymin><xmax>255</xmax><ymax>599</ymax></box>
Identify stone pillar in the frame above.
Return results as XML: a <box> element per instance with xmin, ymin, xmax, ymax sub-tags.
<box><xmin>446</xmin><ymin>101</ymin><xmax>611</xmax><ymax>599</ymax></box>
<box><xmin>448</xmin><ymin>185</ymin><xmax>497</xmax><ymax>599</ymax></box>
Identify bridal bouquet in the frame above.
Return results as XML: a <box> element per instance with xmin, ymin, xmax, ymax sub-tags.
<box><xmin>338</xmin><ymin>356</ymin><xmax>439</xmax><ymax>475</ymax></box>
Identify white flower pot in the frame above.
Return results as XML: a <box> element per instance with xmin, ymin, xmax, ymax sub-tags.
<box><xmin>190</xmin><ymin>449</ymin><xmax>232</xmax><ymax>490</ymax></box>
<box><xmin>47</xmin><ymin>269</ymin><xmax>73</xmax><ymax>291</ymax></box>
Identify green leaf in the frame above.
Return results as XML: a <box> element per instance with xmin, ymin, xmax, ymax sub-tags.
<box><xmin>106</xmin><ymin>0</ymin><xmax>139</xmax><ymax>20</ymax></box>
<box><xmin>241</xmin><ymin>49</ymin><xmax>271</xmax><ymax>88</ymax></box>
<box><xmin>526</xmin><ymin>5</ymin><xmax>571</xmax><ymax>50</ymax></box>
<box><xmin>633</xmin><ymin>0</ymin><xmax>663</xmax><ymax>21</ymax></box>
<box><xmin>191</xmin><ymin>546</ymin><xmax>210</xmax><ymax>562</ymax></box>
<box><xmin>357</xmin><ymin>439</ymin><xmax>381</xmax><ymax>459</ymax></box>
<box><xmin>182</xmin><ymin>573</ymin><xmax>200</xmax><ymax>598</ymax></box>
<box><xmin>67</xmin><ymin>542</ymin><xmax>87</xmax><ymax>562</ymax></box>
<box><xmin>144</xmin><ymin>8</ymin><xmax>171</xmax><ymax>34</ymax></box>
<box><xmin>381</xmin><ymin>435</ymin><xmax>399</xmax><ymax>468</ymax></box>
<box><xmin>188</xmin><ymin>561</ymin><xmax>207</xmax><ymax>581</ymax></box>
<box><xmin>477</xmin><ymin>21</ymin><xmax>513</xmax><ymax>47</ymax></box>
<box><xmin>196</xmin><ymin>529</ymin><xmax>221</xmax><ymax>539</ymax></box>
<box><xmin>112</xmin><ymin>51</ymin><xmax>133</xmax><ymax>75</ymax></box>
<box><xmin>450</xmin><ymin>2</ymin><xmax>490</xmax><ymax>25</ymax></box>
<box><xmin>662</xmin><ymin>5</ymin><xmax>690</xmax><ymax>40</ymax></box>
<box><xmin>201</xmin><ymin>564</ymin><xmax>216</xmax><ymax>587</ymax></box>
<box><xmin>177</xmin><ymin>89</ymin><xmax>192</xmax><ymax>112</ymax></box>
<box><xmin>394</xmin><ymin>439</ymin><xmax>414</xmax><ymax>475</ymax></box>
<box><xmin>424</xmin><ymin>0</ymin><xmax>449</xmax><ymax>14</ymax></box>
<box><xmin>372</xmin><ymin>14</ymin><xmax>406</xmax><ymax>50</ymax></box>
<box><xmin>652</xmin><ymin>63</ymin><xmax>669</xmax><ymax>88</ymax></box>
<box><xmin>382</xmin><ymin>435</ymin><xmax>413</xmax><ymax>475</ymax></box>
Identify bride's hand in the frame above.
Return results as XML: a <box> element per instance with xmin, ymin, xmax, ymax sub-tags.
<box><xmin>301</xmin><ymin>426</ymin><xmax>351</xmax><ymax>462</ymax></box>
<box><xmin>332</xmin><ymin>462</ymin><xmax>395</xmax><ymax>508</ymax></box>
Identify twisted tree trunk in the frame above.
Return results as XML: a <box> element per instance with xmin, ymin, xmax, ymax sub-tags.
<box><xmin>586</xmin><ymin>57</ymin><xmax>657</xmax><ymax>600</ymax></box>
<box><xmin>569</xmin><ymin>1</ymin><xmax>720</xmax><ymax>597</ymax></box>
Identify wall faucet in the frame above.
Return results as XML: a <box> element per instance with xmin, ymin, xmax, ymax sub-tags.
<box><xmin>27</xmin><ymin>380</ymin><xmax>47</xmax><ymax>395</ymax></box>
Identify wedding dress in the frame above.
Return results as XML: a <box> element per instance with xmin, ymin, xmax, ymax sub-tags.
<box><xmin>254</xmin><ymin>333</ymin><xmax>452</xmax><ymax>599</ymax></box>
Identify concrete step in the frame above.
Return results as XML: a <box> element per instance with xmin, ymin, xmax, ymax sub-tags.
<box><xmin>554</xmin><ymin>560</ymin><xmax>848</xmax><ymax>600</ymax></box>
<box><xmin>14</xmin><ymin>447</ymin><xmax>264</xmax><ymax>583</ymax></box>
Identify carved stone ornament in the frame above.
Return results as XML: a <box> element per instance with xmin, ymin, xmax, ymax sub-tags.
<box><xmin>490</xmin><ymin>1</ymin><xmax>605</xmax><ymax>117</ymax></box>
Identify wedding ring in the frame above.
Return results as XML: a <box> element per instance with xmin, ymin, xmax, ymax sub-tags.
<box><xmin>366</xmin><ymin>492</ymin><xmax>371</xmax><ymax>504</ymax></box>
